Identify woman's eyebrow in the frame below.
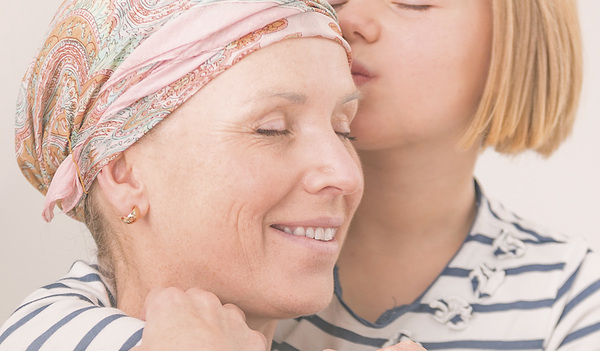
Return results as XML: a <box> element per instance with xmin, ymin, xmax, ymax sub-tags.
<box><xmin>250</xmin><ymin>91</ymin><xmax>308</xmax><ymax>104</ymax></box>
<box><xmin>339</xmin><ymin>90</ymin><xmax>362</xmax><ymax>105</ymax></box>
<box><xmin>248</xmin><ymin>90</ymin><xmax>361</xmax><ymax>105</ymax></box>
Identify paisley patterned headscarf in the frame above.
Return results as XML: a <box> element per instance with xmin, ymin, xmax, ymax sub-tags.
<box><xmin>15</xmin><ymin>0</ymin><xmax>350</xmax><ymax>222</ymax></box>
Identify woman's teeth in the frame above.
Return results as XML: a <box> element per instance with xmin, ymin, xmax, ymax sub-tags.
<box><xmin>280</xmin><ymin>226</ymin><xmax>337</xmax><ymax>241</ymax></box>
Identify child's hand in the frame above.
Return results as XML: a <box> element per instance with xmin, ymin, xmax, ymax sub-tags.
<box><xmin>131</xmin><ymin>287</ymin><xmax>267</xmax><ymax>351</ymax></box>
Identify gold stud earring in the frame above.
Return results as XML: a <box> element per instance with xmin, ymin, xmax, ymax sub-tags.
<box><xmin>121</xmin><ymin>206</ymin><xmax>139</xmax><ymax>224</ymax></box>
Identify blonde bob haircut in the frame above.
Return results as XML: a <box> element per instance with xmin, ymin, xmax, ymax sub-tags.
<box><xmin>462</xmin><ymin>0</ymin><xmax>583</xmax><ymax>156</ymax></box>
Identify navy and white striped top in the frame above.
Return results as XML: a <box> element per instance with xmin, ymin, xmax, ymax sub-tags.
<box><xmin>0</xmin><ymin>262</ymin><xmax>144</xmax><ymax>350</ymax></box>
<box><xmin>1</xmin><ymin>185</ymin><xmax>600</xmax><ymax>350</ymax></box>
<box><xmin>273</xmin><ymin>187</ymin><xmax>600</xmax><ymax>350</ymax></box>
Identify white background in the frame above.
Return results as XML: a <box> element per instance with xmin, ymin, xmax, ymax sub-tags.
<box><xmin>1</xmin><ymin>0</ymin><xmax>599</xmax><ymax>322</ymax></box>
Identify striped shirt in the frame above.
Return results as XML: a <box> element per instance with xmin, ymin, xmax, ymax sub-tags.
<box><xmin>0</xmin><ymin>262</ymin><xmax>144</xmax><ymax>350</ymax></box>
<box><xmin>2</xmin><ymin>184</ymin><xmax>600</xmax><ymax>350</ymax></box>
<box><xmin>273</xmin><ymin>185</ymin><xmax>600</xmax><ymax>350</ymax></box>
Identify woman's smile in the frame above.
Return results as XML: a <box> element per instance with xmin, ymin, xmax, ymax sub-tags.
<box><xmin>271</xmin><ymin>215</ymin><xmax>344</xmax><ymax>242</ymax></box>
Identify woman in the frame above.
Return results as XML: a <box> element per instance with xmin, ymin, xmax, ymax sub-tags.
<box><xmin>0</xmin><ymin>0</ymin><xmax>378</xmax><ymax>349</ymax></box>
<box><xmin>274</xmin><ymin>0</ymin><xmax>600</xmax><ymax>350</ymax></box>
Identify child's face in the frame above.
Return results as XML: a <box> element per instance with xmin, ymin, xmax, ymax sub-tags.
<box><xmin>331</xmin><ymin>0</ymin><xmax>493</xmax><ymax>152</ymax></box>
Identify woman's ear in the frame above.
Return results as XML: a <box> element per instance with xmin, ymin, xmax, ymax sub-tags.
<box><xmin>96</xmin><ymin>153</ymin><xmax>149</xmax><ymax>222</ymax></box>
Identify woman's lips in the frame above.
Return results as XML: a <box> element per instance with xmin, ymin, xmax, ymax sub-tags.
<box><xmin>351</xmin><ymin>61</ymin><xmax>375</xmax><ymax>86</ymax></box>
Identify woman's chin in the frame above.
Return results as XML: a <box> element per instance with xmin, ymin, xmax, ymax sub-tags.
<box><xmin>275</xmin><ymin>283</ymin><xmax>335</xmax><ymax>319</ymax></box>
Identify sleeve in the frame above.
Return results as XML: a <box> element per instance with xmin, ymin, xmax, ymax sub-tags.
<box><xmin>545</xmin><ymin>249</ymin><xmax>600</xmax><ymax>350</ymax></box>
<box><xmin>0</xmin><ymin>261</ymin><xmax>145</xmax><ymax>351</ymax></box>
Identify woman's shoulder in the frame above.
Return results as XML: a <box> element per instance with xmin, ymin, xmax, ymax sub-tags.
<box><xmin>0</xmin><ymin>261</ymin><xmax>144</xmax><ymax>351</ymax></box>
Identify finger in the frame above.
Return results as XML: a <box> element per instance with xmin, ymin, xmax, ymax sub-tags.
<box><xmin>142</xmin><ymin>287</ymin><xmax>187</xmax><ymax>321</ymax></box>
<box><xmin>222</xmin><ymin>303</ymin><xmax>247</xmax><ymax>321</ymax></box>
<box><xmin>250</xmin><ymin>329</ymin><xmax>269</xmax><ymax>349</ymax></box>
<box><xmin>186</xmin><ymin>287</ymin><xmax>223</xmax><ymax>308</ymax></box>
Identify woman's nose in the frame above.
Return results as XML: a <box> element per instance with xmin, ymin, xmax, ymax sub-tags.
<box><xmin>337</xmin><ymin>0</ymin><xmax>381</xmax><ymax>43</ymax></box>
<box><xmin>301</xmin><ymin>133</ymin><xmax>363</xmax><ymax>197</ymax></box>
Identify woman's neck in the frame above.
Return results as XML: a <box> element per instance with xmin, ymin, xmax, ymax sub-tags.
<box><xmin>114</xmin><ymin>256</ymin><xmax>277</xmax><ymax>347</ymax></box>
<box><xmin>114</xmin><ymin>259</ymin><xmax>148</xmax><ymax>318</ymax></box>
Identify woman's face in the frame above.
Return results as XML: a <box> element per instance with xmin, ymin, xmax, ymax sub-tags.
<box><xmin>132</xmin><ymin>38</ymin><xmax>363</xmax><ymax>320</ymax></box>
<box><xmin>331</xmin><ymin>0</ymin><xmax>493</xmax><ymax>151</ymax></box>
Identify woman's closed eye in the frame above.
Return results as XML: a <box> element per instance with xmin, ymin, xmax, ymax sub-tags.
<box><xmin>334</xmin><ymin>119</ymin><xmax>356</xmax><ymax>141</ymax></box>
<box><xmin>392</xmin><ymin>2</ymin><xmax>432</xmax><ymax>11</ymax></box>
<box><xmin>256</xmin><ymin>128</ymin><xmax>355</xmax><ymax>140</ymax></box>
<box><xmin>327</xmin><ymin>0</ymin><xmax>431</xmax><ymax>11</ymax></box>
<box><xmin>256</xmin><ymin>129</ymin><xmax>291</xmax><ymax>137</ymax></box>
<box><xmin>255</xmin><ymin>118</ymin><xmax>291</xmax><ymax>137</ymax></box>
<box><xmin>336</xmin><ymin>131</ymin><xmax>356</xmax><ymax>141</ymax></box>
